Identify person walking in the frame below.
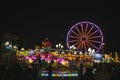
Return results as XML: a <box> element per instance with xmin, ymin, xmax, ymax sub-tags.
<box><xmin>78</xmin><ymin>63</ymin><xmax>84</xmax><ymax>80</ymax></box>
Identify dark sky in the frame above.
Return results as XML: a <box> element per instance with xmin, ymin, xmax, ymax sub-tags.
<box><xmin>1</xmin><ymin>1</ymin><xmax>120</xmax><ymax>53</ymax></box>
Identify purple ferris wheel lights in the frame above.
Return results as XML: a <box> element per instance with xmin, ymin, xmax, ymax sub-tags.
<box><xmin>66</xmin><ymin>21</ymin><xmax>104</xmax><ymax>53</ymax></box>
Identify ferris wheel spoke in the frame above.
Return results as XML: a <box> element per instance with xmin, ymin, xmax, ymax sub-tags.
<box><xmin>85</xmin><ymin>41</ymin><xmax>90</xmax><ymax>49</ymax></box>
<box><xmin>86</xmin><ymin>25</ymin><xmax>94</xmax><ymax>36</ymax></box>
<box><xmin>87</xmin><ymin>41</ymin><xmax>98</xmax><ymax>49</ymax></box>
<box><xmin>71</xmin><ymin>29</ymin><xmax>81</xmax><ymax>37</ymax></box>
<box><xmin>83</xmin><ymin>42</ymin><xmax>87</xmax><ymax>51</ymax></box>
<box><xmin>77</xmin><ymin>41</ymin><xmax>82</xmax><ymax>50</ymax></box>
<box><xmin>74</xmin><ymin>40</ymin><xmax>81</xmax><ymax>46</ymax></box>
<box><xmin>81</xmin><ymin>24</ymin><xmax>84</xmax><ymax>35</ymax></box>
<box><xmin>69</xmin><ymin>39</ymin><xmax>79</xmax><ymax>43</ymax></box>
<box><xmin>88</xmin><ymin>40</ymin><xmax>101</xmax><ymax>44</ymax></box>
<box><xmin>80</xmin><ymin>41</ymin><xmax>84</xmax><ymax>50</ymax></box>
<box><xmin>88</xmin><ymin>35</ymin><xmax>102</xmax><ymax>39</ymax></box>
<box><xmin>69</xmin><ymin>35</ymin><xmax>80</xmax><ymax>39</ymax></box>
<box><xmin>85</xmin><ymin>23</ymin><xmax>88</xmax><ymax>35</ymax></box>
<box><xmin>75</xmin><ymin>26</ymin><xmax>82</xmax><ymax>36</ymax></box>
<box><xmin>87</xmin><ymin>30</ymin><xmax>99</xmax><ymax>37</ymax></box>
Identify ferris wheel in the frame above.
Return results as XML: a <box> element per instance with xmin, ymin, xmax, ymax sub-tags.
<box><xmin>66</xmin><ymin>21</ymin><xmax>104</xmax><ymax>53</ymax></box>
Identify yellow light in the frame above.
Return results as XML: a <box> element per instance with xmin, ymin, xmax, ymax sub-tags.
<box><xmin>28</xmin><ymin>58</ymin><xmax>33</xmax><ymax>63</ymax></box>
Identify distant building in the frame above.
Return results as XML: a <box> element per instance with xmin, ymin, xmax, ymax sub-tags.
<box><xmin>0</xmin><ymin>32</ymin><xmax>19</xmax><ymax>47</ymax></box>
<box><xmin>0</xmin><ymin>32</ymin><xmax>19</xmax><ymax>65</ymax></box>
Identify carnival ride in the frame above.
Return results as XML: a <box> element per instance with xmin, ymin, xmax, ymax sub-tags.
<box><xmin>66</xmin><ymin>21</ymin><xmax>104</xmax><ymax>53</ymax></box>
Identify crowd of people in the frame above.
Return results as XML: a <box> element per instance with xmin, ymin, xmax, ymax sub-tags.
<box><xmin>0</xmin><ymin>60</ymin><xmax>120</xmax><ymax>80</ymax></box>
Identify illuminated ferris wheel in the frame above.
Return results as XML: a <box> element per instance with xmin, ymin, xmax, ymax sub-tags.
<box><xmin>66</xmin><ymin>21</ymin><xmax>104</xmax><ymax>53</ymax></box>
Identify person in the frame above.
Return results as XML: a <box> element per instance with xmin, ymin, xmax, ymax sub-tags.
<box><xmin>84</xmin><ymin>67</ymin><xmax>94</xmax><ymax>80</ymax></box>
<box><xmin>48</xmin><ymin>58</ymin><xmax>54</xmax><ymax>80</ymax></box>
<box><xmin>37</xmin><ymin>56</ymin><xmax>42</xmax><ymax>80</ymax></box>
<box><xmin>78</xmin><ymin>63</ymin><xmax>84</xmax><ymax>80</ymax></box>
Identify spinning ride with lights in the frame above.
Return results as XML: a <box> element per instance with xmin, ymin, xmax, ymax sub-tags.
<box><xmin>66</xmin><ymin>21</ymin><xmax>104</xmax><ymax>53</ymax></box>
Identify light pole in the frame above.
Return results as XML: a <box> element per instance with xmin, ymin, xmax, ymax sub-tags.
<box><xmin>4</xmin><ymin>41</ymin><xmax>18</xmax><ymax>64</ymax></box>
<box><xmin>56</xmin><ymin>43</ymin><xmax>64</xmax><ymax>53</ymax></box>
<box><xmin>88</xmin><ymin>47</ymin><xmax>92</xmax><ymax>55</ymax></box>
<box><xmin>21</xmin><ymin>48</ymin><xmax>25</xmax><ymax>51</ymax></box>
<box><xmin>5</xmin><ymin>41</ymin><xmax>10</xmax><ymax>46</ymax></box>
<box><xmin>13</xmin><ymin>45</ymin><xmax>18</xmax><ymax>51</ymax></box>
<box><xmin>69</xmin><ymin>45</ymin><xmax>76</xmax><ymax>54</ymax></box>
<box><xmin>88</xmin><ymin>48</ymin><xmax>95</xmax><ymax>56</ymax></box>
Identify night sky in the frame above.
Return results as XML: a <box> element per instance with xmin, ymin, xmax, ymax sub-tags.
<box><xmin>1</xmin><ymin>1</ymin><xmax>120</xmax><ymax>53</ymax></box>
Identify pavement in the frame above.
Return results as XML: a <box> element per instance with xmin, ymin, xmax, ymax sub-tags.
<box><xmin>0</xmin><ymin>63</ymin><xmax>119</xmax><ymax>80</ymax></box>
<box><xmin>94</xmin><ymin>71</ymin><xmax>112</xmax><ymax>80</ymax></box>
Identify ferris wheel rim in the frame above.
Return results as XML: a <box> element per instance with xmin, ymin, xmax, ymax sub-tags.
<box><xmin>66</xmin><ymin>21</ymin><xmax>104</xmax><ymax>53</ymax></box>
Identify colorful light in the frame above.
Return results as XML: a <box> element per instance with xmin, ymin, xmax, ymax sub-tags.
<box><xmin>41</xmin><ymin>73</ymin><xmax>78</xmax><ymax>77</ymax></box>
